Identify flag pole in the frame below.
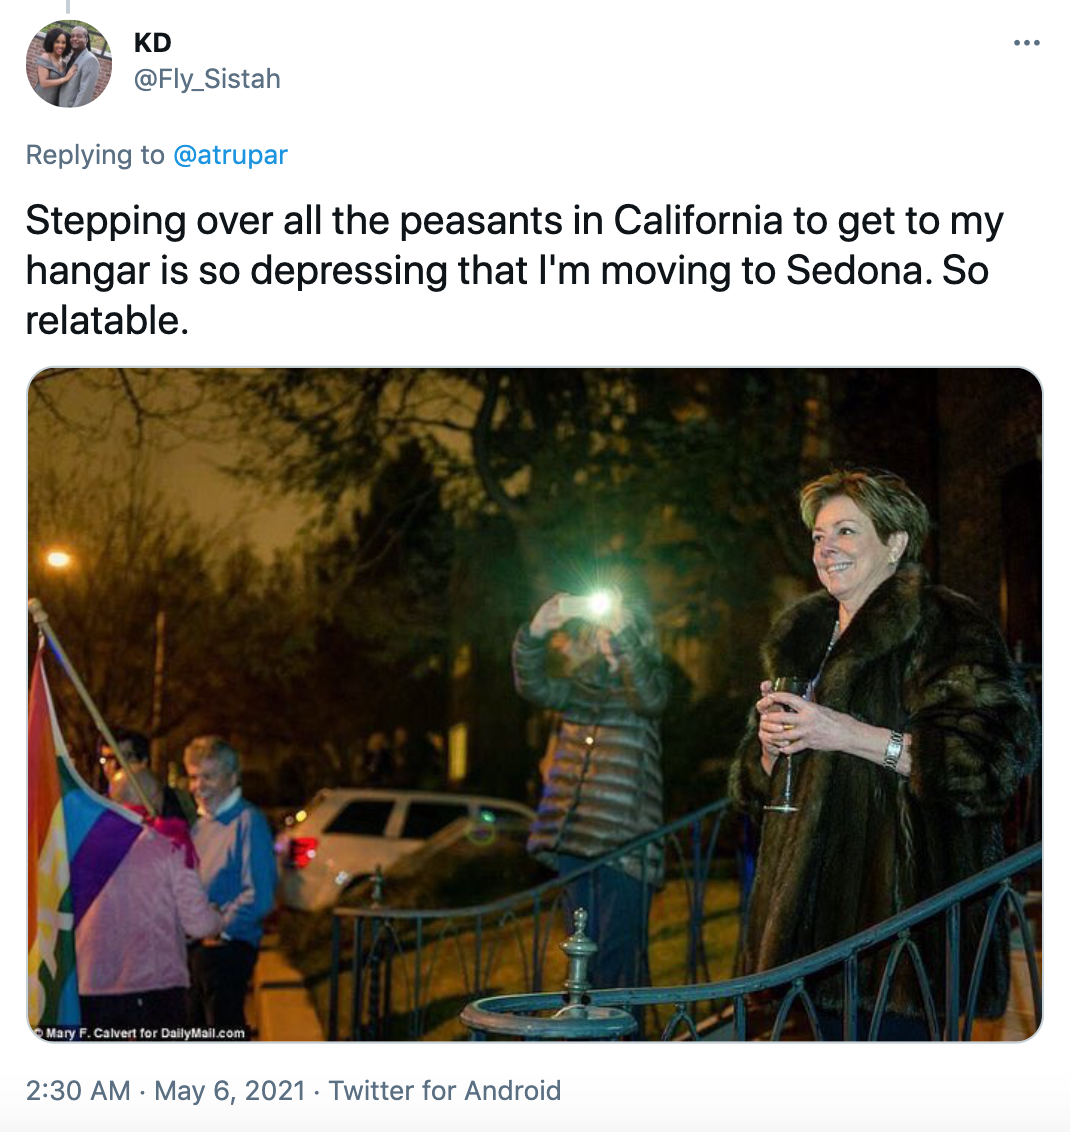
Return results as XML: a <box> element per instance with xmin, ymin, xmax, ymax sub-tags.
<box><xmin>29</xmin><ymin>598</ymin><xmax>158</xmax><ymax>818</ymax></box>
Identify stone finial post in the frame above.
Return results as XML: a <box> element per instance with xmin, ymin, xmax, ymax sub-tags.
<box><xmin>559</xmin><ymin>908</ymin><xmax>598</xmax><ymax>1013</ymax></box>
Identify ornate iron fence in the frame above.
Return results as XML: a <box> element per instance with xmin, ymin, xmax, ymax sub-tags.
<box><xmin>461</xmin><ymin>842</ymin><xmax>1042</xmax><ymax>1041</ymax></box>
<box><xmin>327</xmin><ymin>797</ymin><xmax>733</xmax><ymax>1039</ymax></box>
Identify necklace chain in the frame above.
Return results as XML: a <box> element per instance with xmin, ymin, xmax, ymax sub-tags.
<box><xmin>808</xmin><ymin>621</ymin><xmax>841</xmax><ymax>699</ymax></box>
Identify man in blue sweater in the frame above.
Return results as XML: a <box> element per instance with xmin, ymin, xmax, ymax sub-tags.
<box><xmin>184</xmin><ymin>735</ymin><xmax>277</xmax><ymax>1038</ymax></box>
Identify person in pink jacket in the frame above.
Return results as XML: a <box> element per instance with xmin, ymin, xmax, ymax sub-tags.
<box><xmin>76</xmin><ymin>775</ymin><xmax>222</xmax><ymax>1039</ymax></box>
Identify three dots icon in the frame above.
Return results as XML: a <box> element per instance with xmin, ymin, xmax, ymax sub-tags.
<box><xmin>1014</xmin><ymin>40</ymin><xmax>1040</xmax><ymax>46</ymax></box>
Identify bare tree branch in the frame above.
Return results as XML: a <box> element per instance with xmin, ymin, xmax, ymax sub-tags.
<box><xmin>470</xmin><ymin>372</ymin><xmax>522</xmax><ymax>516</ymax></box>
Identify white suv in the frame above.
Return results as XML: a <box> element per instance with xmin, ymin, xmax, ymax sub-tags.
<box><xmin>275</xmin><ymin>788</ymin><xmax>535</xmax><ymax>911</ymax></box>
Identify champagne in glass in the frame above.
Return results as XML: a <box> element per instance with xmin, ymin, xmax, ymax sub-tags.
<box><xmin>763</xmin><ymin>676</ymin><xmax>809</xmax><ymax>814</ymax></box>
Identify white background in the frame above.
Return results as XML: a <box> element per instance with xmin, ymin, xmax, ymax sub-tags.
<box><xmin>3</xmin><ymin>1</ymin><xmax>1063</xmax><ymax>1128</ymax></box>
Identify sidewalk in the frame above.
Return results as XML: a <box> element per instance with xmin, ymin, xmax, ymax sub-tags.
<box><xmin>972</xmin><ymin>946</ymin><xmax>1042</xmax><ymax>1041</ymax></box>
<box><xmin>249</xmin><ymin>933</ymin><xmax>324</xmax><ymax>1041</ymax></box>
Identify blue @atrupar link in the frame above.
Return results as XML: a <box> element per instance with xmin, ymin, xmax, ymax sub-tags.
<box><xmin>174</xmin><ymin>146</ymin><xmax>288</xmax><ymax>168</ymax></box>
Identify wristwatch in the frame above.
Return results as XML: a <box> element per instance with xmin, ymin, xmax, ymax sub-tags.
<box><xmin>883</xmin><ymin>730</ymin><xmax>905</xmax><ymax>772</ymax></box>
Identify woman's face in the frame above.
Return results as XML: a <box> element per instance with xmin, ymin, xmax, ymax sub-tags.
<box><xmin>811</xmin><ymin>495</ymin><xmax>901</xmax><ymax>611</ymax></box>
<box><xmin>554</xmin><ymin>626</ymin><xmax>619</xmax><ymax>673</ymax></box>
<box><xmin>53</xmin><ymin>34</ymin><xmax>68</xmax><ymax>56</ymax></box>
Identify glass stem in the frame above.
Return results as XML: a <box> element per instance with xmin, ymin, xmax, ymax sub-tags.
<box><xmin>783</xmin><ymin>755</ymin><xmax>794</xmax><ymax>805</ymax></box>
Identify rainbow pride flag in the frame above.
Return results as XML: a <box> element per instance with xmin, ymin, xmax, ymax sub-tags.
<box><xmin>28</xmin><ymin>650</ymin><xmax>142</xmax><ymax>1030</ymax></box>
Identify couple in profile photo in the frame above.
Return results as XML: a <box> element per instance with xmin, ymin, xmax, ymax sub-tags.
<box><xmin>32</xmin><ymin>23</ymin><xmax>103</xmax><ymax>107</ymax></box>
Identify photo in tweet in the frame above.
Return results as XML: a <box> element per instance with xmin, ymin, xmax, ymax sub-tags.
<box><xmin>28</xmin><ymin>367</ymin><xmax>1041</xmax><ymax>1044</ymax></box>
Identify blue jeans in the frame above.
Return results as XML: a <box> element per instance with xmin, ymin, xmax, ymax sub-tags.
<box><xmin>556</xmin><ymin>855</ymin><xmax>646</xmax><ymax>990</ymax></box>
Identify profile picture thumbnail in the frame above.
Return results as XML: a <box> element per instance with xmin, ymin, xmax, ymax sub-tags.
<box><xmin>27</xmin><ymin>19</ymin><xmax>111</xmax><ymax>108</ymax></box>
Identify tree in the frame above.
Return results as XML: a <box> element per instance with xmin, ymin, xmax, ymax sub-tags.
<box><xmin>29</xmin><ymin>461</ymin><xmax>219</xmax><ymax>773</ymax></box>
<box><xmin>28</xmin><ymin>368</ymin><xmax>835</xmax><ymax>800</ymax></box>
<box><xmin>293</xmin><ymin>441</ymin><xmax>455</xmax><ymax>784</ymax></box>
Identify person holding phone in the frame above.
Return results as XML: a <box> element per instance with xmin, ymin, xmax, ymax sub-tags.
<box><xmin>513</xmin><ymin>584</ymin><xmax>669</xmax><ymax>988</ymax></box>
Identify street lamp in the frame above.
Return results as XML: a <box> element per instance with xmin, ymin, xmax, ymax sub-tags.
<box><xmin>45</xmin><ymin>548</ymin><xmax>74</xmax><ymax>571</ymax></box>
<box><xmin>41</xmin><ymin>544</ymin><xmax>166</xmax><ymax>776</ymax></box>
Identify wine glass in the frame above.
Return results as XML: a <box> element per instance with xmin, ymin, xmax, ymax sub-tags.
<box><xmin>763</xmin><ymin>676</ymin><xmax>809</xmax><ymax>814</ymax></box>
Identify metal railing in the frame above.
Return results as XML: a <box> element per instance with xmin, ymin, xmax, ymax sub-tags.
<box><xmin>327</xmin><ymin>797</ymin><xmax>733</xmax><ymax>1039</ymax></box>
<box><xmin>461</xmin><ymin>842</ymin><xmax>1042</xmax><ymax>1041</ymax></box>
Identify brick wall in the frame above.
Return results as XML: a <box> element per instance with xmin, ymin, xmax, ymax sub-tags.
<box><xmin>26</xmin><ymin>32</ymin><xmax>112</xmax><ymax>102</ymax></box>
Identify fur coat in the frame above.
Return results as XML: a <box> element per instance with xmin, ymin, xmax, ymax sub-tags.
<box><xmin>729</xmin><ymin>565</ymin><xmax>1038</xmax><ymax>1020</ymax></box>
<box><xmin>513</xmin><ymin>623</ymin><xmax>668</xmax><ymax>884</ymax></box>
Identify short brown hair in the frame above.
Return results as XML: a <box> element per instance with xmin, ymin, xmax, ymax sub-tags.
<box><xmin>799</xmin><ymin>468</ymin><xmax>930</xmax><ymax>563</ymax></box>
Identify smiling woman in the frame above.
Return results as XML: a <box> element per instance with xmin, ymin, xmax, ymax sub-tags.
<box><xmin>729</xmin><ymin>466</ymin><xmax>1038</xmax><ymax>1040</ymax></box>
<box><xmin>807</xmin><ymin>479</ymin><xmax>923</xmax><ymax>626</ymax></box>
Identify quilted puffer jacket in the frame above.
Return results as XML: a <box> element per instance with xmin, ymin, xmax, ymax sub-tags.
<box><xmin>513</xmin><ymin>623</ymin><xmax>669</xmax><ymax>884</ymax></box>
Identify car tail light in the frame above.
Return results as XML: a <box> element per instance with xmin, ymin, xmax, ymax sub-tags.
<box><xmin>288</xmin><ymin>837</ymin><xmax>318</xmax><ymax>869</ymax></box>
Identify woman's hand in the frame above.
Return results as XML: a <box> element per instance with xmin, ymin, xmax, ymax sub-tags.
<box><xmin>530</xmin><ymin>593</ymin><xmax>569</xmax><ymax>638</ymax></box>
<box><xmin>758</xmin><ymin>691</ymin><xmax>859</xmax><ymax>757</ymax></box>
<box><xmin>758</xmin><ymin>690</ymin><xmax>913</xmax><ymax>774</ymax></box>
<box><xmin>38</xmin><ymin>63</ymin><xmax>78</xmax><ymax>88</ymax></box>
<box><xmin>755</xmin><ymin>681</ymin><xmax>781</xmax><ymax>775</ymax></box>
